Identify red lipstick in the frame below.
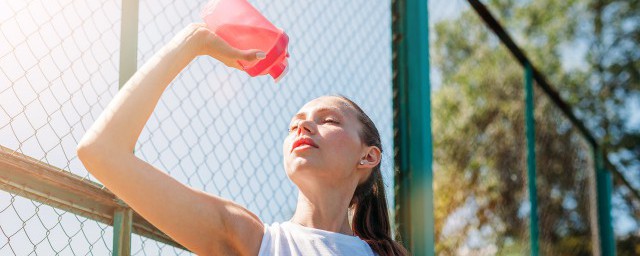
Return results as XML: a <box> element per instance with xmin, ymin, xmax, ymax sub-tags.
<box><xmin>291</xmin><ymin>137</ymin><xmax>319</xmax><ymax>152</ymax></box>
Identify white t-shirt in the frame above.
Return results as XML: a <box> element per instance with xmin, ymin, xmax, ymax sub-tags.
<box><xmin>257</xmin><ymin>221</ymin><xmax>376</xmax><ymax>256</ymax></box>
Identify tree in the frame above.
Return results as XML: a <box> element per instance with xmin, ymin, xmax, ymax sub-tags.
<box><xmin>430</xmin><ymin>0</ymin><xmax>639</xmax><ymax>254</ymax></box>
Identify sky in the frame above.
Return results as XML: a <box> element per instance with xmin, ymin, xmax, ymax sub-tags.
<box><xmin>1</xmin><ymin>0</ymin><xmax>393</xmax><ymax>254</ymax></box>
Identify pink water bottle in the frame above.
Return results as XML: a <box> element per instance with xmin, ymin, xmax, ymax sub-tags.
<box><xmin>201</xmin><ymin>0</ymin><xmax>290</xmax><ymax>82</ymax></box>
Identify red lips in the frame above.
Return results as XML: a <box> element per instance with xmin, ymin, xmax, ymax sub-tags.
<box><xmin>291</xmin><ymin>137</ymin><xmax>319</xmax><ymax>152</ymax></box>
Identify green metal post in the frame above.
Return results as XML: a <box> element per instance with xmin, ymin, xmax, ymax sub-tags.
<box><xmin>119</xmin><ymin>0</ymin><xmax>139</xmax><ymax>89</ymax></box>
<box><xmin>595</xmin><ymin>148</ymin><xmax>616</xmax><ymax>256</ymax></box>
<box><xmin>524</xmin><ymin>63</ymin><xmax>539</xmax><ymax>256</ymax></box>
<box><xmin>392</xmin><ymin>0</ymin><xmax>434</xmax><ymax>254</ymax></box>
<box><xmin>113</xmin><ymin>208</ymin><xmax>133</xmax><ymax>256</ymax></box>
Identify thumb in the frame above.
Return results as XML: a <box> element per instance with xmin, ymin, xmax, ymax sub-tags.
<box><xmin>238</xmin><ymin>49</ymin><xmax>266</xmax><ymax>62</ymax></box>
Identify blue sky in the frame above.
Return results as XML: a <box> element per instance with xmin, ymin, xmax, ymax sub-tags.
<box><xmin>0</xmin><ymin>0</ymin><xmax>393</xmax><ymax>254</ymax></box>
<box><xmin>1</xmin><ymin>0</ymin><xmax>636</xmax><ymax>254</ymax></box>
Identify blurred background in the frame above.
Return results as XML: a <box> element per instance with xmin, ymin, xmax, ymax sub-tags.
<box><xmin>0</xmin><ymin>0</ymin><xmax>638</xmax><ymax>255</ymax></box>
<box><xmin>428</xmin><ymin>0</ymin><xmax>639</xmax><ymax>255</ymax></box>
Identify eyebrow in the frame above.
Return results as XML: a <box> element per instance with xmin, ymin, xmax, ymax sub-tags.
<box><xmin>291</xmin><ymin>107</ymin><xmax>344</xmax><ymax>122</ymax></box>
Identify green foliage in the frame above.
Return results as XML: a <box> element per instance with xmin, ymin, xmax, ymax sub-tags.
<box><xmin>429</xmin><ymin>0</ymin><xmax>639</xmax><ymax>254</ymax></box>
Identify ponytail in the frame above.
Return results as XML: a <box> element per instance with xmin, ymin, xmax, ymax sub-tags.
<box><xmin>335</xmin><ymin>95</ymin><xmax>409</xmax><ymax>256</ymax></box>
<box><xmin>351</xmin><ymin>168</ymin><xmax>409</xmax><ymax>256</ymax></box>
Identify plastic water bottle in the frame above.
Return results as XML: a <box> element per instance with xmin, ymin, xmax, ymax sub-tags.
<box><xmin>201</xmin><ymin>0</ymin><xmax>290</xmax><ymax>82</ymax></box>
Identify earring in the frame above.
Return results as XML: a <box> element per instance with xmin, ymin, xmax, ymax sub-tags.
<box><xmin>360</xmin><ymin>160</ymin><xmax>365</xmax><ymax>165</ymax></box>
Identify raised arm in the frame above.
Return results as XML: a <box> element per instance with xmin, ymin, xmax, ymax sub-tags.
<box><xmin>76</xmin><ymin>23</ymin><xmax>266</xmax><ymax>256</ymax></box>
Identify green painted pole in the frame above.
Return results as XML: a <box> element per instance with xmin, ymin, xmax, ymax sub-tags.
<box><xmin>595</xmin><ymin>148</ymin><xmax>616</xmax><ymax>256</ymax></box>
<box><xmin>392</xmin><ymin>0</ymin><xmax>434</xmax><ymax>254</ymax></box>
<box><xmin>113</xmin><ymin>208</ymin><xmax>133</xmax><ymax>256</ymax></box>
<box><xmin>114</xmin><ymin>0</ymin><xmax>138</xmax><ymax>255</ymax></box>
<box><xmin>524</xmin><ymin>63</ymin><xmax>539</xmax><ymax>256</ymax></box>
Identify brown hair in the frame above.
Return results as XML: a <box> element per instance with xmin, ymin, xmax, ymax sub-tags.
<box><xmin>334</xmin><ymin>95</ymin><xmax>409</xmax><ymax>256</ymax></box>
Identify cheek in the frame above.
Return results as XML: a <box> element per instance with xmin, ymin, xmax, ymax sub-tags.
<box><xmin>282</xmin><ymin>138</ymin><xmax>288</xmax><ymax>155</ymax></box>
<box><xmin>282</xmin><ymin>136</ymin><xmax>292</xmax><ymax>159</ymax></box>
<box><xmin>323</xmin><ymin>130</ymin><xmax>361</xmax><ymax>159</ymax></box>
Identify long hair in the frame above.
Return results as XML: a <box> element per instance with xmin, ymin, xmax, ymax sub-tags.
<box><xmin>335</xmin><ymin>95</ymin><xmax>409</xmax><ymax>256</ymax></box>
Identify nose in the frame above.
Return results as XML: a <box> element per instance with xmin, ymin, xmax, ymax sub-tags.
<box><xmin>296</xmin><ymin>120</ymin><xmax>314</xmax><ymax>135</ymax></box>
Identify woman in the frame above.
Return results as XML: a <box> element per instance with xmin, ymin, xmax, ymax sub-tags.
<box><xmin>77</xmin><ymin>23</ymin><xmax>408</xmax><ymax>256</ymax></box>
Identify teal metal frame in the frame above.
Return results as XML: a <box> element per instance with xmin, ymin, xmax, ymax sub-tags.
<box><xmin>113</xmin><ymin>208</ymin><xmax>133</xmax><ymax>256</ymax></box>
<box><xmin>524</xmin><ymin>63</ymin><xmax>539</xmax><ymax>256</ymax></box>
<box><xmin>595</xmin><ymin>148</ymin><xmax>616</xmax><ymax>256</ymax></box>
<box><xmin>466</xmin><ymin>0</ymin><xmax>621</xmax><ymax>254</ymax></box>
<box><xmin>392</xmin><ymin>0</ymin><xmax>434</xmax><ymax>255</ymax></box>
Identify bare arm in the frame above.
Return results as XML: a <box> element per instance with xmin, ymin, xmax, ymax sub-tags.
<box><xmin>77</xmin><ymin>23</ymin><xmax>265</xmax><ymax>256</ymax></box>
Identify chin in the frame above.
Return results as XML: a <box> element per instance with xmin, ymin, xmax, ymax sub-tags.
<box><xmin>286</xmin><ymin>159</ymin><xmax>321</xmax><ymax>178</ymax></box>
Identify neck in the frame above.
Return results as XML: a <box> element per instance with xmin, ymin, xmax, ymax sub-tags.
<box><xmin>290</xmin><ymin>186</ymin><xmax>355</xmax><ymax>236</ymax></box>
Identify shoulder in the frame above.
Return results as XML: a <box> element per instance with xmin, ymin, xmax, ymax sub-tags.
<box><xmin>220</xmin><ymin>201</ymin><xmax>265</xmax><ymax>256</ymax></box>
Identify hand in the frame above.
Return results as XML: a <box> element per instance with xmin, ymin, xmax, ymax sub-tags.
<box><xmin>181</xmin><ymin>23</ymin><xmax>266</xmax><ymax>70</ymax></box>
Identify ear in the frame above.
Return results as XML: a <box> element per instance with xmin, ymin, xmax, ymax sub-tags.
<box><xmin>357</xmin><ymin>145</ymin><xmax>381</xmax><ymax>169</ymax></box>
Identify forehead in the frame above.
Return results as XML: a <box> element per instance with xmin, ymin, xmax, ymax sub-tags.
<box><xmin>292</xmin><ymin>97</ymin><xmax>354</xmax><ymax>119</ymax></box>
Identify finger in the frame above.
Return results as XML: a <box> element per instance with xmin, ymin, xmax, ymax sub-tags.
<box><xmin>239</xmin><ymin>50</ymin><xmax>266</xmax><ymax>62</ymax></box>
<box><xmin>207</xmin><ymin>36</ymin><xmax>238</xmax><ymax>58</ymax></box>
<box><xmin>228</xmin><ymin>50</ymin><xmax>265</xmax><ymax>70</ymax></box>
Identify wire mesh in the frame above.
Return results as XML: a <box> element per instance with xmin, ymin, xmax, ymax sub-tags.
<box><xmin>429</xmin><ymin>1</ymin><xmax>531</xmax><ymax>254</ymax></box>
<box><xmin>0</xmin><ymin>0</ymin><xmax>120</xmax><ymax>254</ymax></box>
<box><xmin>0</xmin><ymin>0</ymin><xmax>120</xmax><ymax>180</ymax></box>
<box><xmin>480</xmin><ymin>0</ymin><xmax>640</xmax><ymax>254</ymax></box>
<box><xmin>131</xmin><ymin>0</ymin><xmax>393</xmax><ymax>253</ymax></box>
<box><xmin>1</xmin><ymin>0</ymin><xmax>394</xmax><ymax>254</ymax></box>
<box><xmin>533</xmin><ymin>85</ymin><xmax>598</xmax><ymax>255</ymax></box>
<box><xmin>0</xmin><ymin>185</ymin><xmax>114</xmax><ymax>255</ymax></box>
<box><xmin>610</xmin><ymin>181</ymin><xmax>640</xmax><ymax>254</ymax></box>
<box><xmin>430</xmin><ymin>0</ymin><xmax>608</xmax><ymax>254</ymax></box>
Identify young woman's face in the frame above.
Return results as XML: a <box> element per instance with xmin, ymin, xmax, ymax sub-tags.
<box><xmin>283</xmin><ymin>96</ymin><xmax>366</xmax><ymax>188</ymax></box>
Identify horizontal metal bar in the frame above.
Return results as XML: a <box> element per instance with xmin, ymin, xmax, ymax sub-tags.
<box><xmin>0</xmin><ymin>145</ymin><xmax>187</xmax><ymax>251</ymax></box>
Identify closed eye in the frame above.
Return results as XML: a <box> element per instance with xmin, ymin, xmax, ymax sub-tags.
<box><xmin>288</xmin><ymin>119</ymin><xmax>339</xmax><ymax>132</ymax></box>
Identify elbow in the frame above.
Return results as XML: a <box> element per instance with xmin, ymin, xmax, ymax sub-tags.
<box><xmin>76</xmin><ymin>138</ymin><xmax>131</xmax><ymax>167</ymax></box>
<box><xmin>76</xmin><ymin>135</ymin><xmax>112</xmax><ymax>165</ymax></box>
<box><xmin>76</xmin><ymin>140</ymin><xmax>100</xmax><ymax>165</ymax></box>
<box><xmin>76</xmin><ymin>141</ymin><xmax>115</xmax><ymax>177</ymax></box>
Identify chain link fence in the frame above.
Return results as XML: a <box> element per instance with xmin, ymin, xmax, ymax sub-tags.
<box><xmin>533</xmin><ymin>86</ymin><xmax>599</xmax><ymax>255</ymax></box>
<box><xmin>1</xmin><ymin>0</ymin><xmax>394</xmax><ymax>254</ymax></box>
<box><xmin>429</xmin><ymin>2</ymin><xmax>531</xmax><ymax>253</ymax></box>
<box><xmin>1</xmin><ymin>0</ymin><xmax>121</xmax><ymax>254</ymax></box>
<box><xmin>429</xmin><ymin>0</ymin><xmax>602</xmax><ymax>254</ymax></box>
<box><xmin>428</xmin><ymin>0</ymin><xmax>640</xmax><ymax>255</ymax></box>
<box><xmin>4</xmin><ymin>0</ymin><xmax>634</xmax><ymax>255</ymax></box>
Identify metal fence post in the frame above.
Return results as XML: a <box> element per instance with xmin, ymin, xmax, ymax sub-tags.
<box><xmin>114</xmin><ymin>0</ymin><xmax>139</xmax><ymax>255</ymax></box>
<box><xmin>392</xmin><ymin>0</ymin><xmax>434</xmax><ymax>254</ymax></box>
<box><xmin>524</xmin><ymin>63</ymin><xmax>539</xmax><ymax>256</ymax></box>
<box><xmin>119</xmin><ymin>0</ymin><xmax>139</xmax><ymax>88</ymax></box>
<box><xmin>113</xmin><ymin>208</ymin><xmax>133</xmax><ymax>256</ymax></box>
<box><xmin>595</xmin><ymin>148</ymin><xmax>616</xmax><ymax>256</ymax></box>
